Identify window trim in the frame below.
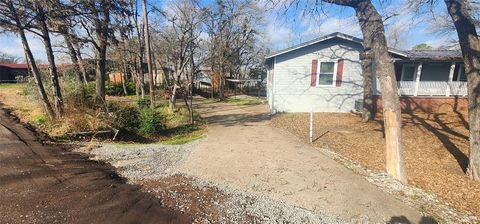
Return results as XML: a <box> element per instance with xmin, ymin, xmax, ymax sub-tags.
<box><xmin>316</xmin><ymin>60</ymin><xmax>337</xmax><ymax>87</ymax></box>
<box><xmin>457</xmin><ymin>64</ymin><xmax>467</xmax><ymax>81</ymax></box>
<box><xmin>400</xmin><ymin>64</ymin><xmax>417</xmax><ymax>81</ymax></box>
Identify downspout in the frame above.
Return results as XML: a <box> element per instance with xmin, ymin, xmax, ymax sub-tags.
<box><xmin>272</xmin><ymin>57</ymin><xmax>276</xmax><ymax>114</ymax></box>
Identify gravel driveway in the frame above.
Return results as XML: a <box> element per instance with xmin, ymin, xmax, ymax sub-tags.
<box><xmin>80</xmin><ymin>97</ymin><xmax>434</xmax><ymax>223</ymax></box>
<box><xmin>82</xmin><ymin>142</ymin><xmax>341</xmax><ymax>223</ymax></box>
<box><xmin>179</xmin><ymin>97</ymin><xmax>432</xmax><ymax>223</ymax></box>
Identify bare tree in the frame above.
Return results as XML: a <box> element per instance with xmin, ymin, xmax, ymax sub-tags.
<box><xmin>31</xmin><ymin>1</ymin><xmax>64</xmax><ymax>117</ymax></box>
<box><xmin>0</xmin><ymin>0</ymin><xmax>55</xmax><ymax>119</ymax></box>
<box><xmin>205</xmin><ymin>0</ymin><xmax>261</xmax><ymax>100</ymax></box>
<box><xmin>75</xmin><ymin>0</ymin><xmax>130</xmax><ymax>104</ymax></box>
<box><xmin>409</xmin><ymin>0</ymin><xmax>480</xmax><ymax>181</ymax></box>
<box><xmin>141</xmin><ymin>0</ymin><xmax>154</xmax><ymax>108</ymax></box>
<box><xmin>273</xmin><ymin>0</ymin><xmax>407</xmax><ymax>183</ymax></box>
<box><xmin>131</xmin><ymin>0</ymin><xmax>146</xmax><ymax>98</ymax></box>
<box><xmin>56</xmin><ymin>21</ymin><xmax>88</xmax><ymax>86</ymax></box>
<box><xmin>160</xmin><ymin>0</ymin><xmax>204</xmax><ymax>111</ymax></box>
<box><xmin>0</xmin><ymin>51</ymin><xmax>21</xmax><ymax>63</ymax></box>
<box><xmin>443</xmin><ymin>0</ymin><xmax>480</xmax><ymax>180</ymax></box>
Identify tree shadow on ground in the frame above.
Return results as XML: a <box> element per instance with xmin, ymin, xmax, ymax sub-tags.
<box><xmin>389</xmin><ymin>215</ymin><xmax>437</xmax><ymax>224</ymax></box>
<box><xmin>367</xmin><ymin>97</ymin><xmax>469</xmax><ymax>172</ymax></box>
<box><xmin>203</xmin><ymin>112</ymin><xmax>271</xmax><ymax>127</ymax></box>
<box><xmin>401</xmin><ymin>98</ymin><xmax>468</xmax><ymax>172</ymax></box>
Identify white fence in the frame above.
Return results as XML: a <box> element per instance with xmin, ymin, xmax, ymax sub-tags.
<box><xmin>449</xmin><ymin>81</ymin><xmax>468</xmax><ymax>96</ymax></box>
<box><xmin>375</xmin><ymin>81</ymin><xmax>468</xmax><ymax>96</ymax></box>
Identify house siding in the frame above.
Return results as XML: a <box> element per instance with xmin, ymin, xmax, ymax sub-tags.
<box><xmin>271</xmin><ymin>39</ymin><xmax>363</xmax><ymax>112</ymax></box>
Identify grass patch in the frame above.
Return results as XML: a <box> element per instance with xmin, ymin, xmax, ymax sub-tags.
<box><xmin>160</xmin><ymin>124</ymin><xmax>206</xmax><ymax>145</ymax></box>
<box><xmin>0</xmin><ymin>83</ymin><xmax>24</xmax><ymax>89</ymax></box>
<box><xmin>0</xmin><ymin>83</ymin><xmax>46</xmax><ymax>126</ymax></box>
<box><xmin>226</xmin><ymin>98</ymin><xmax>261</xmax><ymax>105</ymax></box>
<box><xmin>161</xmin><ymin>134</ymin><xmax>204</xmax><ymax>145</ymax></box>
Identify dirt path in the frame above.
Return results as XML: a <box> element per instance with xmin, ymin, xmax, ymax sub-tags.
<box><xmin>0</xmin><ymin>109</ymin><xmax>191</xmax><ymax>224</ymax></box>
<box><xmin>180</xmin><ymin>97</ymin><xmax>432</xmax><ymax>223</ymax></box>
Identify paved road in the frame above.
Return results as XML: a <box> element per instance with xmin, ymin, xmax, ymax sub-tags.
<box><xmin>180</xmin><ymin>98</ymin><xmax>433</xmax><ymax>223</ymax></box>
<box><xmin>0</xmin><ymin>109</ymin><xmax>191</xmax><ymax>224</ymax></box>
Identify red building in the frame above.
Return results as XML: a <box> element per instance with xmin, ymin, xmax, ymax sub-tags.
<box><xmin>0</xmin><ymin>64</ymin><xmax>30</xmax><ymax>83</ymax></box>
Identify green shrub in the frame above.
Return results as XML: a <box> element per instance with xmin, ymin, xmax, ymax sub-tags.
<box><xmin>125</xmin><ymin>82</ymin><xmax>136</xmax><ymax>94</ymax></box>
<box><xmin>137</xmin><ymin>98</ymin><xmax>151</xmax><ymax>109</ymax></box>
<box><xmin>105</xmin><ymin>82</ymin><xmax>136</xmax><ymax>96</ymax></box>
<box><xmin>113</xmin><ymin>106</ymin><xmax>141</xmax><ymax>133</ymax></box>
<box><xmin>84</xmin><ymin>81</ymin><xmax>96</xmax><ymax>98</ymax></box>
<box><xmin>32</xmin><ymin>115</ymin><xmax>48</xmax><ymax>126</ymax></box>
<box><xmin>139</xmin><ymin>108</ymin><xmax>165</xmax><ymax>134</ymax></box>
<box><xmin>106</xmin><ymin>82</ymin><xmax>124</xmax><ymax>96</ymax></box>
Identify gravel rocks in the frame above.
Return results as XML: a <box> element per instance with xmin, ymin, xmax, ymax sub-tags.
<box><xmin>187</xmin><ymin>176</ymin><xmax>341</xmax><ymax>224</ymax></box>
<box><xmin>81</xmin><ymin>143</ymin><xmax>198</xmax><ymax>180</ymax></box>
<box><xmin>76</xmin><ymin>142</ymin><xmax>342</xmax><ymax>223</ymax></box>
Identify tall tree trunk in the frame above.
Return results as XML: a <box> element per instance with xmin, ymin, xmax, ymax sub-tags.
<box><xmin>353</xmin><ymin>0</ymin><xmax>406</xmax><ymax>183</ymax></box>
<box><xmin>142</xmin><ymin>0</ymin><xmax>154</xmax><ymax>108</ymax></box>
<box><xmin>18</xmin><ymin>28</ymin><xmax>55</xmax><ymax>119</ymax></box>
<box><xmin>131</xmin><ymin>57</ymin><xmax>141</xmax><ymax>96</ymax></box>
<box><xmin>137</xmin><ymin>61</ymin><xmax>145</xmax><ymax>97</ymax></box>
<box><xmin>170</xmin><ymin>82</ymin><xmax>178</xmax><ymax>111</ymax></box>
<box><xmin>188</xmin><ymin>48</ymin><xmax>195</xmax><ymax>124</ymax></box>
<box><xmin>95</xmin><ymin>44</ymin><xmax>107</xmax><ymax>104</ymax></box>
<box><xmin>7</xmin><ymin>1</ymin><xmax>54</xmax><ymax>119</ymax></box>
<box><xmin>62</xmin><ymin>32</ymin><xmax>84</xmax><ymax>84</ymax></box>
<box><xmin>361</xmin><ymin>50</ymin><xmax>375</xmax><ymax>121</ymax></box>
<box><xmin>73</xmin><ymin>41</ymin><xmax>88</xmax><ymax>83</ymax></box>
<box><xmin>133</xmin><ymin>1</ymin><xmax>146</xmax><ymax>98</ymax></box>
<box><xmin>120</xmin><ymin>51</ymin><xmax>129</xmax><ymax>96</ymax></box>
<box><xmin>219</xmin><ymin>57</ymin><xmax>225</xmax><ymax>100</ymax></box>
<box><xmin>37</xmin><ymin>5</ymin><xmax>64</xmax><ymax>117</ymax></box>
<box><xmin>94</xmin><ymin>4</ymin><xmax>110</xmax><ymax>105</ymax></box>
<box><xmin>444</xmin><ymin>0</ymin><xmax>480</xmax><ymax>180</ymax></box>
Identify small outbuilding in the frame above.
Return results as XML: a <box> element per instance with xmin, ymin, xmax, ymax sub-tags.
<box><xmin>0</xmin><ymin>64</ymin><xmax>30</xmax><ymax>83</ymax></box>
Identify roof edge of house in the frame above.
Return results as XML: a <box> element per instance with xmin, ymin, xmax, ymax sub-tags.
<box><xmin>265</xmin><ymin>32</ymin><xmax>407</xmax><ymax>59</ymax></box>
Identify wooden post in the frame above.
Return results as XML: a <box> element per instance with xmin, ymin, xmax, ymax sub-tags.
<box><xmin>446</xmin><ymin>62</ymin><xmax>456</xmax><ymax>97</ymax></box>
<box><xmin>309</xmin><ymin>108</ymin><xmax>313</xmax><ymax>143</ymax></box>
<box><xmin>414</xmin><ymin>63</ymin><xmax>423</xmax><ymax>96</ymax></box>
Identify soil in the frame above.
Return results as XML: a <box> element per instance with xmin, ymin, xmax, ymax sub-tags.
<box><xmin>0</xmin><ymin>109</ymin><xmax>191</xmax><ymax>223</ymax></box>
<box><xmin>271</xmin><ymin>111</ymin><xmax>480</xmax><ymax>217</ymax></box>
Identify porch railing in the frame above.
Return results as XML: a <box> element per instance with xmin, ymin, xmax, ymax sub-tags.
<box><xmin>375</xmin><ymin>81</ymin><xmax>467</xmax><ymax>96</ymax></box>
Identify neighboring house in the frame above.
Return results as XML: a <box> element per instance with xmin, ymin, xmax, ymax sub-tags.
<box><xmin>265</xmin><ymin>32</ymin><xmax>466</xmax><ymax>113</ymax></box>
<box><xmin>0</xmin><ymin>64</ymin><xmax>30</xmax><ymax>82</ymax></box>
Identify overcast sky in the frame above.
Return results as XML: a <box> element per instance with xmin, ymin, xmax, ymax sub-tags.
<box><xmin>0</xmin><ymin>0</ymin><xmax>457</xmax><ymax>63</ymax></box>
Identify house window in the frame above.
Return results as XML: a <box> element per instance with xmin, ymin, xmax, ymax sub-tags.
<box><xmin>457</xmin><ymin>64</ymin><xmax>467</xmax><ymax>81</ymax></box>
<box><xmin>401</xmin><ymin>64</ymin><xmax>416</xmax><ymax>81</ymax></box>
<box><xmin>318</xmin><ymin>61</ymin><xmax>336</xmax><ymax>86</ymax></box>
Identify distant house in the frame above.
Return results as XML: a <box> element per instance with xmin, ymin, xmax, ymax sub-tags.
<box><xmin>265</xmin><ymin>32</ymin><xmax>466</xmax><ymax>113</ymax></box>
<box><xmin>0</xmin><ymin>64</ymin><xmax>30</xmax><ymax>82</ymax></box>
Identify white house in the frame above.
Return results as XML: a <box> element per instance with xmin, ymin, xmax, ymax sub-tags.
<box><xmin>265</xmin><ymin>32</ymin><xmax>466</xmax><ymax>113</ymax></box>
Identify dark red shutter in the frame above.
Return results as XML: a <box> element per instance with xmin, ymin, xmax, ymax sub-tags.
<box><xmin>311</xmin><ymin>59</ymin><xmax>318</xmax><ymax>87</ymax></box>
<box><xmin>336</xmin><ymin>59</ymin><xmax>344</xmax><ymax>87</ymax></box>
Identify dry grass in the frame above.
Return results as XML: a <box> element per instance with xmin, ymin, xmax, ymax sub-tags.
<box><xmin>0</xmin><ymin>84</ymin><xmax>108</xmax><ymax>137</ymax></box>
<box><xmin>0</xmin><ymin>83</ymin><xmax>46</xmax><ymax>125</ymax></box>
<box><xmin>272</xmin><ymin>110</ymin><xmax>480</xmax><ymax>216</ymax></box>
